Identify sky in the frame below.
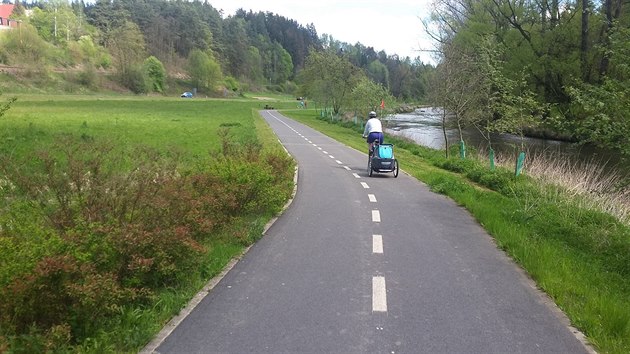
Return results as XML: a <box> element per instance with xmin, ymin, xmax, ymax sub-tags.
<box><xmin>209</xmin><ymin>0</ymin><xmax>437</xmax><ymax>64</ymax></box>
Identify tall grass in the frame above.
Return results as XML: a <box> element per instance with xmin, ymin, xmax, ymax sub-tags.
<box><xmin>474</xmin><ymin>147</ymin><xmax>630</xmax><ymax>225</ymax></box>
<box><xmin>524</xmin><ymin>152</ymin><xmax>630</xmax><ymax>224</ymax></box>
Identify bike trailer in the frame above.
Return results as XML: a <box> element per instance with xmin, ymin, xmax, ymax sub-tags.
<box><xmin>377</xmin><ymin>144</ymin><xmax>394</xmax><ymax>159</ymax></box>
<box><xmin>372</xmin><ymin>144</ymin><xmax>395</xmax><ymax>171</ymax></box>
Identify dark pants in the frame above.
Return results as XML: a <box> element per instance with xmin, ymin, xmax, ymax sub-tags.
<box><xmin>366</xmin><ymin>132</ymin><xmax>384</xmax><ymax>144</ymax></box>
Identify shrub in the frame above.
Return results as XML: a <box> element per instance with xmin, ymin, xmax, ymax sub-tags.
<box><xmin>77</xmin><ymin>64</ymin><xmax>98</xmax><ymax>89</ymax></box>
<box><xmin>0</xmin><ymin>133</ymin><xmax>294</xmax><ymax>350</ymax></box>
<box><xmin>0</xmin><ymin>255</ymin><xmax>131</xmax><ymax>334</ymax></box>
<box><xmin>224</xmin><ymin>76</ymin><xmax>239</xmax><ymax>92</ymax></box>
<box><xmin>120</xmin><ymin>66</ymin><xmax>149</xmax><ymax>94</ymax></box>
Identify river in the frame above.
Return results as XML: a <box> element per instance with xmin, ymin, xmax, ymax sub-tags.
<box><xmin>383</xmin><ymin>107</ymin><xmax>629</xmax><ymax>175</ymax></box>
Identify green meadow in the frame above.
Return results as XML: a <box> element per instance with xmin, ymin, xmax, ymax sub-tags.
<box><xmin>1</xmin><ymin>95</ymin><xmax>294</xmax><ymax>161</ymax></box>
<box><xmin>0</xmin><ymin>95</ymin><xmax>296</xmax><ymax>353</ymax></box>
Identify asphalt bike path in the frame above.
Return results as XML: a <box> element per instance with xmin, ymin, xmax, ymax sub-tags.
<box><xmin>153</xmin><ymin>110</ymin><xmax>591</xmax><ymax>353</ymax></box>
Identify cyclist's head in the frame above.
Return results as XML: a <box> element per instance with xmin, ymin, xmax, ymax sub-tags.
<box><xmin>369</xmin><ymin>111</ymin><xmax>377</xmax><ymax>118</ymax></box>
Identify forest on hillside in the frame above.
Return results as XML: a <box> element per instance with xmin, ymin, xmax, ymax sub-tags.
<box><xmin>0</xmin><ymin>0</ymin><xmax>432</xmax><ymax>101</ymax></box>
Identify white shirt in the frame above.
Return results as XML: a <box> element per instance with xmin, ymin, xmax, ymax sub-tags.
<box><xmin>363</xmin><ymin>118</ymin><xmax>383</xmax><ymax>136</ymax></box>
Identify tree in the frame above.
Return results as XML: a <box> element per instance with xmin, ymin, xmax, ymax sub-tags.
<box><xmin>430</xmin><ymin>40</ymin><xmax>487</xmax><ymax>158</ymax></box>
<box><xmin>187</xmin><ymin>49</ymin><xmax>223</xmax><ymax>92</ymax></box>
<box><xmin>566</xmin><ymin>25</ymin><xmax>630</xmax><ymax>155</ymax></box>
<box><xmin>245</xmin><ymin>46</ymin><xmax>264</xmax><ymax>84</ymax></box>
<box><xmin>581</xmin><ymin>0</ymin><xmax>590</xmax><ymax>81</ymax></box>
<box><xmin>366</xmin><ymin>59</ymin><xmax>389</xmax><ymax>88</ymax></box>
<box><xmin>105</xmin><ymin>20</ymin><xmax>147</xmax><ymax>92</ymax></box>
<box><xmin>299</xmin><ymin>50</ymin><xmax>362</xmax><ymax>115</ymax></box>
<box><xmin>480</xmin><ymin>40</ymin><xmax>546</xmax><ymax>153</ymax></box>
<box><xmin>348</xmin><ymin>77</ymin><xmax>393</xmax><ymax>120</ymax></box>
<box><xmin>107</xmin><ymin>20</ymin><xmax>146</xmax><ymax>78</ymax></box>
<box><xmin>221</xmin><ymin>16</ymin><xmax>249</xmax><ymax>79</ymax></box>
<box><xmin>268</xmin><ymin>42</ymin><xmax>293</xmax><ymax>84</ymax></box>
<box><xmin>28</xmin><ymin>1</ymin><xmax>89</xmax><ymax>45</ymax></box>
<box><xmin>85</xmin><ymin>0</ymin><xmax>130</xmax><ymax>46</ymax></box>
<box><xmin>143</xmin><ymin>56</ymin><xmax>166</xmax><ymax>93</ymax></box>
<box><xmin>597</xmin><ymin>0</ymin><xmax>624</xmax><ymax>79</ymax></box>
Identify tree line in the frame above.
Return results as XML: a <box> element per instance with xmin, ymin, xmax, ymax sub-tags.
<box><xmin>427</xmin><ymin>0</ymin><xmax>630</xmax><ymax>156</ymax></box>
<box><xmin>0</xmin><ymin>0</ymin><xmax>433</xmax><ymax>101</ymax></box>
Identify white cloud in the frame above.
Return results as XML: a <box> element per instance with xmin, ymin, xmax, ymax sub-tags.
<box><xmin>210</xmin><ymin>0</ymin><xmax>436</xmax><ymax>63</ymax></box>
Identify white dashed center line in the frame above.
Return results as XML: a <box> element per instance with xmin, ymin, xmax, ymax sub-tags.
<box><xmin>268</xmin><ymin>111</ymin><xmax>390</xmax><ymax>318</ymax></box>
<box><xmin>268</xmin><ymin>111</ymin><xmax>390</xmax><ymax>317</ymax></box>
<box><xmin>372</xmin><ymin>276</ymin><xmax>387</xmax><ymax>312</ymax></box>
<box><xmin>373</xmin><ymin>235</ymin><xmax>383</xmax><ymax>254</ymax></box>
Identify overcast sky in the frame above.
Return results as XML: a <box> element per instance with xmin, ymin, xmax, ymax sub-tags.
<box><xmin>209</xmin><ymin>0</ymin><xmax>437</xmax><ymax>64</ymax></box>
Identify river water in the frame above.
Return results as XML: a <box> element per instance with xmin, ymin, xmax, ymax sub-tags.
<box><xmin>383</xmin><ymin>107</ymin><xmax>629</xmax><ymax>175</ymax></box>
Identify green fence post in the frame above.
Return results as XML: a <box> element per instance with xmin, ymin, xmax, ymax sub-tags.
<box><xmin>515</xmin><ymin>151</ymin><xmax>525</xmax><ymax>176</ymax></box>
<box><xmin>459</xmin><ymin>140</ymin><xmax>466</xmax><ymax>159</ymax></box>
<box><xmin>489</xmin><ymin>148</ymin><xmax>495</xmax><ymax>171</ymax></box>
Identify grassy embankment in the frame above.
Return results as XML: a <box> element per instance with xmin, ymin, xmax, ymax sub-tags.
<box><xmin>281</xmin><ymin>109</ymin><xmax>630</xmax><ymax>354</ymax></box>
<box><xmin>0</xmin><ymin>95</ymin><xmax>296</xmax><ymax>353</ymax></box>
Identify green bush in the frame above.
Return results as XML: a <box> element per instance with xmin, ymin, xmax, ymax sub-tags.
<box><xmin>224</xmin><ymin>76</ymin><xmax>239</xmax><ymax>92</ymax></box>
<box><xmin>143</xmin><ymin>56</ymin><xmax>166</xmax><ymax>93</ymax></box>
<box><xmin>120</xmin><ymin>66</ymin><xmax>149</xmax><ymax>94</ymax></box>
<box><xmin>78</xmin><ymin>65</ymin><xmax>98</xmax><ymax>89</ymax></box>
<box><xmin>0</xmin><ymin>133</ymin><xmax>294</xmax><ymax>350</ymax></box>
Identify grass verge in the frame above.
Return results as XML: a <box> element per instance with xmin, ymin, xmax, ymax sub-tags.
<box><xmin>282</xmin><ymin>109</ymin><xmax>630</xmax><ymax>354</ymax></box>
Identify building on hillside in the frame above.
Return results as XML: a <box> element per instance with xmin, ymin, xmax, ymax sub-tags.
<box><xmin>0</xmin><ymin>4</ymin><xmax>19</xmax><ymax>31</ymax></box>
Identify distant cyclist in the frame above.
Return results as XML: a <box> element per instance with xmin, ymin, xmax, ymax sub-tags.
<box><xmin>362</xmin><ymin>111</ymin><xmax>383</xmax><ymax>154</ymax></box>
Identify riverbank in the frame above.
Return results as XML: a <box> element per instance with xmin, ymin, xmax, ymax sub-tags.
<box><xmin>385</xmin><ymin>108</ymin><xmax>630</xmax><ymax>179</ymax></box>
<box><xmin>392</xmin><ymin>102</ymin><xmax>592</xmax><ymax>144</ymax></box>
<box><xmin>393</xmin><ymin>103</ymin><xmax>427</xmax><ymax>114</ymax></box>
<box><xmin>282</xmin><ymin>108</ymin><xmax>630</xmax><ymax>354</ymax></box>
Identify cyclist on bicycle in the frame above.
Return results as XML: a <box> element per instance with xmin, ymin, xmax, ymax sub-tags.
<box><xmin>362</xmin><ymin>111</ymin><xmax>383</xmax><ymax>155</ymax></box>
